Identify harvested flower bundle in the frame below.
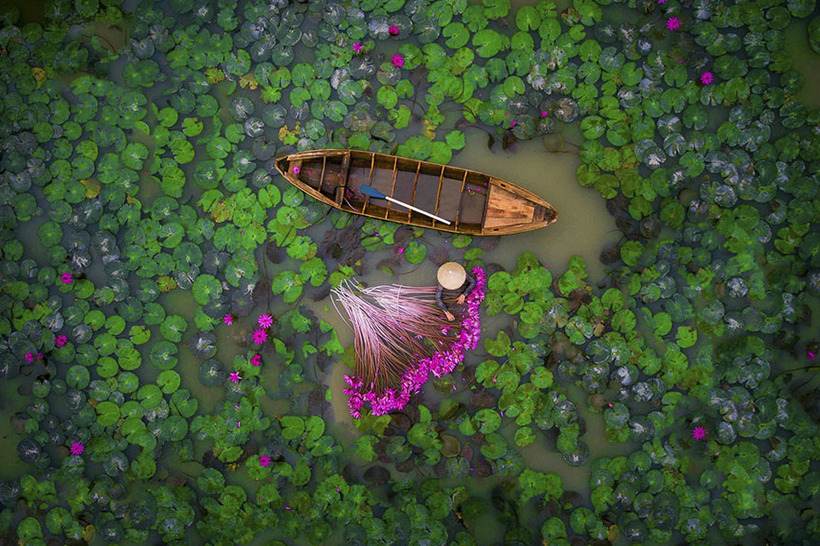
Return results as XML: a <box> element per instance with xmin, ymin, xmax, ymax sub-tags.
<box><xmin>333</xmin><ymin>267</ymin><xmax>486</xmax><ymax>417</ymax></box>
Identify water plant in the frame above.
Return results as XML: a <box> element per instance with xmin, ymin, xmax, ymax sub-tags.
<box><xmin>334</xmin><ymin>267</ymin><xmax>486</xmax><ymax>417</ymax></box>
<box><xmin>0</xmin><ymin>0</ymin><xmax>818</xmax><ymax>544</ymax></box>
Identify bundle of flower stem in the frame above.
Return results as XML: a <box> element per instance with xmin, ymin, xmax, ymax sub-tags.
<box><xmin>333</xmin><ymin>267</ymin><xmax>486</xmax><ymax>417</ymax></box>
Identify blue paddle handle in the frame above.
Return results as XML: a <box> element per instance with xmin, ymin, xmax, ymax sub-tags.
<box><xmin>360</xmin><ymin>185</ymin><xmax>385</xmax><ymax>198</ymax></box>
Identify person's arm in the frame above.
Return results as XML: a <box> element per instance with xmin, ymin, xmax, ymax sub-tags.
<box><xmin>462</xmin><ymin>272</ymin><xmax>476</xmax><ymax>296</ymax></box>
<box><xmin>436</xmin><ymin>285</ymin><xmax>455</xmax><ymax>321</ymax></box>
<box><xmin>436</xmin><ymin>285</ymin><xmax>448</xmax><ymax>313</ymax></box>
<box><xmin>456</xmin><ymin>272</ymin><xmax>476</xmax><ymax>304</ymax></box>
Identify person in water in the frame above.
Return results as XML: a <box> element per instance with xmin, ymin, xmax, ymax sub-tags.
<box><xmin>436</xmin><ymin>262</ymin><xmax>476</xmax><ymax>322</ymax></box>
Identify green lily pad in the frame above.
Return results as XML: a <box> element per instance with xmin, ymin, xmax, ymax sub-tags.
<box><xmin>472</xmin><ymin>28</ymin><xmax>510</xmax><ymax>58</ymax></box>
<box><xmin>149</xmin><ymin>341</ymin><xmax>178</xmax><ymax>370</ymax></box>
<box><xmin>473</xmin><ymin>408</ymin><xmax>501</xmax><ymax>433</ymax></box>
<box><xmin>171</xmin><ymin>389</ymin><xmax>199</xmax><ymax>418</ymax></box>
<box><xmin>515</xmin><ymin>426</ymin><xmax>536</xmax><ymax>447</ymax></box>
<box><xmin>96</xmin><ymin>357</ymin><xmax>118</xmax><ymax>378</ymax></box>
<box><xmin>66</xmin><ymin>365</ymin><xmax>90</xmax><ymax>390</ymax></box>
<box><xmin>480</xmin><ymin>432</ymin><xmax>507</xmax><ymax>459</ymax></box>
<box><xmin>157</xmin><ymin>370</ymin><xmax>181</xmax><ymax>394</ymax></box>
<box><xmin>137</xmin><ymin>384</ymin><xmax>162</xmax><ymax>409</ymax></box>
<box><xmin>95</xmin><ymin>401</ymin><xmax>120</xmax><ymax>427</ymax></box>
<box><xmin>280</xmin><ymin>415</ymin><xmax>305</xmax><ymax>440</ymax></box>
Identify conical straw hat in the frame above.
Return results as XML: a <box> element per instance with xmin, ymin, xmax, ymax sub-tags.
<box><xmin>437</xmin><ymin>262</ymin><xmax>466</xmax><ymax>290</ymax></box>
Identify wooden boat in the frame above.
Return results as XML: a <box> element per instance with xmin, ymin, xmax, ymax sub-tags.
<box><xmin>274</xmin><ymin>149</ymin><xmax>558</xmax><ymax>236</ymax></box>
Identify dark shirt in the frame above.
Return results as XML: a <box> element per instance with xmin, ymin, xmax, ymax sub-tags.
<box><xmin>435</xmin><ymin>272</ymin><xmax>476</xmax><ymax>314</ymax></box>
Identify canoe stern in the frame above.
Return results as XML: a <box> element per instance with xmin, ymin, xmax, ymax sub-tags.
<box><xmin>482</xmin><ymin>179</ymin><xmax>558</xmax><ymax>235</ymax></box>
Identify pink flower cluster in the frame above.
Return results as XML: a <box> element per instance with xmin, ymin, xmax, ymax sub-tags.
<box><xmin>252</xmin><ymin>312</ymin><xmax>274</xmax><ymax>344</ymax></box>
<box><xmin>344</xmin><ymin>267</ymin><xmax>486</xmax><ymax>418</ymax></box>
<box><xmin>231</xmin><ymin>314</ymin><xmax>274</xmax><ymax>383</ymax></box>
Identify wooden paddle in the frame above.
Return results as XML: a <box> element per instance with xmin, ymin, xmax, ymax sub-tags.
<box><xmin>360</xmin><ymin>185</ymin><xmax>452</xmax><ymax>225</ymax></box>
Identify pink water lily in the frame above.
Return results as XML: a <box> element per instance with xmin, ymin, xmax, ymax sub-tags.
<box><xmin>259</xmin><ymin>455</ymin><xmax>271</xmax><ymax>467</ymax></box>
<box><xmin>223</xmin><ymin>314</ymin><xmax>234</xmax><ymax>325</ymax></box>
<box><xmin>339</xmin><ymin>267</ymin><xmax>486</xmax><ymax>418</ymax></box>
<box><xmin>252</xmin><ymin>329</ymin><xmax>267</xmax><ymax>344</ymax></box>
<box><xmin>257</xmin><ymin>313</ymin><xmax>274</xmax><ymax>328</ymax></box>
<box><xmin>55</xmin><ymin>335</ymin><xmax>68</xmax><ymax>347</ymax></box>
<box><xmin>392</xmin><ymin>54</ymin><xmax>404</xmax><ymax>68</ymax></box>
<box><xmin>70</xmin><ymin>442</ymin><xmax>84</xmax><ymax>455</ymax></box>
<box><xmin>250</xmin><ymin>354</ymin><xmax>262</xmax><ymax>366</ymax></box>
<box><xmin>700</xmin><ymin>71</ymin><xmax>714</xmax><ymax>85</ymax></box>
<box><xmin>229</xmin><ymin>371</ymin><xmax>242</xmax><ymax>383</ymax></box>
<box><xmin>666</xmin><ymin>17</ymin><xmax>680</xmax><ymax>31</ymax></box>
<box><xmin>24</xmin><ymin>352</ymin><xmax>34</xmax><ymax>363</ymax></box>
<box><xmin>388</xmin><ymin>25</ymin><xmax>399</xmax><ymax>35</ymax></box>
<box><xmin>692</xmin><ymin>426</ymin><xmax>707</xmax><ymax>440</ymax></box>
<box><xmin>353</xmin><ymin>42</ymin><xmax>362</xmax><ymax>53</ymax></box>
<box><xmin>61</xmin><ymin>272</ymin><xmax>73</xmax><ymax>285</ymax></box>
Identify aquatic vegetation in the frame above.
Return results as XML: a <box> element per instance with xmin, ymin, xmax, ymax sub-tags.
<box><xmin>251</xmin><ymin>329</ymin><xmax>267</xmax><ymax>344</ymax></box>
<box><xmin>0</xmin><ymin>0</ymin><xmax>818</xmax><ymax>543</ymax></box>
<box><xmin>257</xmin><ymin>313</ymin><xmax>273</xmax><ymax>328</ymax></box>
<box><xmin>335</xmin><ymin>267</ymin><xmax>486</xmax><ymax>417</ymax></box>
<box><xmin>699</xmin><ymin>70</ymin><xmax>714</xmax><ymax>85</ymax></box>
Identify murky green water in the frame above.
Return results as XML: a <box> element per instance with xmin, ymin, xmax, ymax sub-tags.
<box><xmin>454</xmin><ymin>126</ymin><xmax>620</xmax><ymax>278</ymax></box>
<box><xmin>2</xmin><ymin>0</ymin><xmax>819</xmax><ymax>544</ymax></box>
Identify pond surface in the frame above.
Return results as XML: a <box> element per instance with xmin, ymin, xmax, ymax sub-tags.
<box><xmin>1</xmin><ymin>0</ymin><xmax>819</xmax><ymax>545</ymax></box>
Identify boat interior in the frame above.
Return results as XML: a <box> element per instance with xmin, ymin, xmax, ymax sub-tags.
<box><xmin>284</xmin><ymin>150</ymin><xmax>490</xmax><ymax>234</ymax></box>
